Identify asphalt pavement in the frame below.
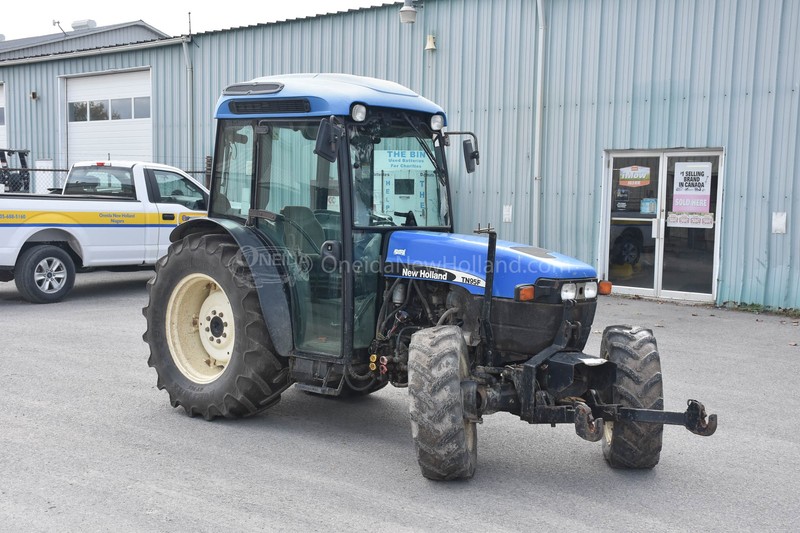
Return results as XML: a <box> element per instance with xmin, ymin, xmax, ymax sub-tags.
<box><xmin>1</xmin><ymin>270</ymin><xmax>798</xmax><ymax>532</ymax></box>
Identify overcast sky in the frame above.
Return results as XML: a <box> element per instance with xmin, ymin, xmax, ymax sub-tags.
<box><xmin>2</xmin><ymin>1</ymin><xmax>392</xmax><ymax>41</ymax></box>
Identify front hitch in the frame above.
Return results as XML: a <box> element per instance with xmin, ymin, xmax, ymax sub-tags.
<box><xmin>574</xmin><ymin>403</ymin><xmax>603</xmax><ymax>442</ymax></box>
<box><xmin>684</xmin><ymin>399</ymin><xmax>718</xmax><ymax>436</ymax></box>
<box><xmin>597</xmin><ymin>398</ymin><xmax>718</xmax><ymax>438</ymax></box>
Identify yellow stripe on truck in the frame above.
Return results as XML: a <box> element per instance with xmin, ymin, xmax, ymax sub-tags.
<box><xmin>0</xmin><ymin>210</ymin><xmax>205</xmax><ymax>226</ymax></box>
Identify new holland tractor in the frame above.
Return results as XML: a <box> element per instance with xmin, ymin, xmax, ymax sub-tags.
<box><xmin>143</xmin><ymin>74</ymin><xmax>716</xmax><ymax>480</ymax></box>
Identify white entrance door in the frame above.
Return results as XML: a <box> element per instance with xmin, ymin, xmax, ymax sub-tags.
<box><xmin>66</xmin><ymin>70</ymin><xmax>152</xmax><ymax>166</ymax></box>
<box><xmin>602</xmin><ymin>150</ymin><xmax>724</xmax><ymax>302</ymax></box>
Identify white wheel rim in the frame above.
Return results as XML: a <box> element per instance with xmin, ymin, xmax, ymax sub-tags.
<box><xmin>34</xmin><ymin>257</ymin><xmax>67</xmax><ymax>293</ymax></box>
<box><xmin>165</xmin><ymin>273</ymin><xmax>235</xmax><ymax>384</ymax></box>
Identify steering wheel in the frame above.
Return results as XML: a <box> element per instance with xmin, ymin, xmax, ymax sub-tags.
<box><xmin>369</xmin><ymin>213</ymin><xmax>397</xmax><ymax>226</ymax></box>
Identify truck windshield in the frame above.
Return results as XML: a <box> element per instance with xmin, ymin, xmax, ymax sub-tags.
<box><xmin>349</xmin><ymin>122</ymin><xmax>450</xmax><ymax>228</ymax></box>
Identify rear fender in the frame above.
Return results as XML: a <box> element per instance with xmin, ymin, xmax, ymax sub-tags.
<box><xmin>172</xmin><ymin>217</ymin><xmax>294</xmax><ymax>356</ymax></box>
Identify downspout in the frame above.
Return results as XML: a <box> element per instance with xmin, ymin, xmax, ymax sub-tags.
<box><xmin>181</xmin><ymin>36</ymin><xmax>194</xmax><ymax>175</ymax></box>
<box><xmin>532</xmin><ymin>0</ymin><xmax>546</xmax><ymax>246</ymax></box>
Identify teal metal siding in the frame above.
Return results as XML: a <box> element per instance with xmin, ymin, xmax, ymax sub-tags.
<box><xmin>539</xmin><ymin>0</ymin><xmax>799</xmax><ymax>308</ymax></box>
<box><xmin>1</xmin><ymin>0</ymin><xmax>798</xmax><ymax>307</ymax></box>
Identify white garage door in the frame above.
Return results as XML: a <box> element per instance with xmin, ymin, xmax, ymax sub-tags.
<box><xmin>0</xmin><ymin>84</ymin><xmax>7</xmax><ymax>149</ymax></box>
<box><xmin>66</xmin><ymin>70</ymin><xmax>152</xmax><ymax>166</ymax></box>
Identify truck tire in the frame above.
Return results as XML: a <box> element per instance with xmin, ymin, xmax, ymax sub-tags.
<box><xmin>143</xmin><ymin>233</ymin><xmax>291</xmax><ymax>420</ymax></box>
<box><xmin>408</xmin><ymin>325</ymin><xmax>477</xmax><ymax>480</ymax></box>
<box><xmin>14</xmin><ymin>245</ymin><xmax>76</xmax><ymax>303</ymax></box>
<box><xmin>601</xmin><ymin>325</ymin><xmax>663</xmax><ymax>468</ymax></box>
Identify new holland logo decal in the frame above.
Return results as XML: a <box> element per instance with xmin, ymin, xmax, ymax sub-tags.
<box><xmin>385</xmin><ymin>263</ymin><xmax>485</xmax><ymax>288</ymax></box>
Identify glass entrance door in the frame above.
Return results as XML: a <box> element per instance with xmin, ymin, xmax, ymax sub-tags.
<box><xmin>660</xmin><ymin>154</ymin><xmax>721</xmax><ymax>297</ymax></box>
<box><xmin>607</xmin><ymin>155</ymin><xmax>661</xmax><ymax>294</ymax></box>
<box><xmin>605</xmin><ymin>151</ymin><xmax>723</xmax><ymax>301</ymax></box>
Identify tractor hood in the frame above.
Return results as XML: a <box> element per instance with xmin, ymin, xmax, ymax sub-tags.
<box><xmin>383</xmin><ymin>231</ymin><xmax>597</xmax><ymax>298</ymax></box>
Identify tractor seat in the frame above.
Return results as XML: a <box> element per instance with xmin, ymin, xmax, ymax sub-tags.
<box><xmin>281</xmin><ymin>205</ymin><xmax>326</xmax><ymax>255</ymax></box>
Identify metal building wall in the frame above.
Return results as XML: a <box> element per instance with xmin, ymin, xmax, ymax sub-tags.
<box><xmin>0</xmin><ymin>42</ymin><xmax>188</xmax><ymax>170</ymax></box>
<box><xmin>189</xmin><ymin>0</ymin><xmax>540</xmax><ymax>247</ymax></box>
<box><xmin>1</xmin><ymin>0</ymin><xmax>797</xmax><ymax>308</ymax></box>
<box><xmin>539</xmin><ymin>0</ymin><xmax>800</xmax><ymax>308</ymax></box>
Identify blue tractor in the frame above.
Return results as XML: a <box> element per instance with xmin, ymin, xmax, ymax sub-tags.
<box><xmin>143</xmin><ymin>74</ymin><xmax>715</xmax><ymax>480</ymax></box>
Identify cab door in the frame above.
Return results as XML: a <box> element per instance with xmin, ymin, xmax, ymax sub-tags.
<box><xmin>144</xmin><ymin>168</ymin><xmax>209</xmax><ymax>259</ymax></box>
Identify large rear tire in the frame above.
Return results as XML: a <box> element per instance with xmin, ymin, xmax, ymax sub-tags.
<box><xmin>143</xmin><ymin>234</ymin><xmax>291</xmax><ymax>420</ymax></box>
<box><xmin>408</xmin><ymin>325</ymin><xmax>477</xmax><ymax>480</ymax></box>
<box><xmin>601</xmin><ymin>325</ymin><xmax>664</xmax><ymax>468</ymax></box>
<box><xmin>14</xmin><ymin>245</ymin><xmax>76</xmax><ymax>303</ymax></box>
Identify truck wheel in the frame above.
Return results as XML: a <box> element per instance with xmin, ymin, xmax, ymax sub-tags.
<box><xmin>143</xmin><ymin>234</ymin><xmax>291</xmax><ymax>420</ymax></box>
<box><xmin>601</xmin><ymin>325</ymin><xmax>663</xmax><ymax>468</ymax></box>
<box><xmin>408</xmin><ymin>325</ymin><xmax>477</xmax><ymax>480</ymax></box>
<box><xmin>14</xmin><ymin>245</ymin><xmax>76</xmax><ymax>303</ymax></box>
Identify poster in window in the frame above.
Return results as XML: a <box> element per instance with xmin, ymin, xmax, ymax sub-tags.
<box><xmin>672</xmin><ymin>162</ymin><xmax>711</xmax><ymax>213</ymax></box>
<box><xmin>668</xmin><ymin>161</ymin><xmax>713</xmax><ymax>228</ymax></box>
<box><xmin>618</xmin><ymin>166</ymin><xmax>651</xmax><ymax>187</ymax></box>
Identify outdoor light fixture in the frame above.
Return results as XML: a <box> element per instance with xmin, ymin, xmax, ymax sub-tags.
<box><xmin>400</xmin><ymin>0</ymin><xmax>418</xmax><ymax>24</ymax></box>
<box><xmin>425</xmin><ymin>34</ymin><xmax>436</xmax><ymax>51</ymax></box>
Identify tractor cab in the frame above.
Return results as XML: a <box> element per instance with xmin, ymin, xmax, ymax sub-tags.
<box><xmin>206</xmin><ymin>74</ymin><xmax>467</xmax><ymax>363</ymax></box>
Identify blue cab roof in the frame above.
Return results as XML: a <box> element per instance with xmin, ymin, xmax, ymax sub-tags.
<box><xmin>214</xmin><ymin>73</ymin><xmax>446</xmax><ymax>122</ymax></box>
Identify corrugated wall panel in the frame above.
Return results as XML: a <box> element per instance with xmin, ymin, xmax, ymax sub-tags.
<box><xmin>540</xmin><ymin>0</ymin><xmax>800</xmax><ymax>308</ymax></box>
<box><xmin>2</xmin><ymin>0</ymin><xmax>798</xmax><ymax>307</ymax></box>
<box><xmin>0</xmin><ymin>44</ymin><xmax>186</xmax><ymax>170</ymax></box>
<box><xmin>187</xmin><ymin>0</ymin><xmax>539</xmax><ymax>245</ymax></box>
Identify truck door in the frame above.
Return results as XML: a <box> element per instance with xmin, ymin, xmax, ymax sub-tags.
<box><xmin>144</xmin><ymin>168</ymin><xmax>209</xmax><ymax>259</ymax></box>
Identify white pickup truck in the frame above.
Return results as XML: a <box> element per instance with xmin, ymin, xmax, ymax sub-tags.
<box><xmin>0</xmin><ymin>161</ymin><xmax>208</xmax><ymax>303</ymax></box>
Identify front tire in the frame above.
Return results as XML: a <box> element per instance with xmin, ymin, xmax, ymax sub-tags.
<box><xmin>601</xmin><ymin>325</ymin><xmax>664</xmax><ymax>468</ymax></box>
<box><xmin>14</xmin><ymin>245</ymin><xmax>76</xmax><ymax>303</ymax></box>
<box><xmin>143</xmin><ymin>234</ymin><xmax>291</xmax><ymax>420</ymax></box>
<box><xmin>408</xmin><ymin>325</ymin><xmax>477</xmax><ymax>480</ymax></box>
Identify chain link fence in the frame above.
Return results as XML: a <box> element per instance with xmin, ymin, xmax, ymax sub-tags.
<box><xmin>0</xmin><ymin>152</ymin><xmax>213</xmax><ymax>193</ymax></box>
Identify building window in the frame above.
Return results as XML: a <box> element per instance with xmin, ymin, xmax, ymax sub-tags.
<box><xmin>68</xmin><ymin>102</ymin><xmax>88</xmax><ymax>122</ymax></box>
<box><xmin>0</xmin><ymin>107</ymin><xmax>5</xmax><ymax>125</ymax></box>
<box><xmin>134</xmin><ymin>96</ymin><xmax>151</xmax><ymax>119</ymax></box>
<box><xmin>89</xmin><ymin>100</ymin><xmax>109</xmax><ymax>121</ymax></box>
<box><xmin>111</xmin><ymin>98</ymin><xmax>132</xmax><ymax>120</ymax></box>
<box><xmin>69</xmin><ymin>97</ymin><xmax>150</xmax><ymax>122</ymax></box>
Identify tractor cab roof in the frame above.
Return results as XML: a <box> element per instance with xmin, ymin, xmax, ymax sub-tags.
<box><xmin>214</xmin><ymin>73</ymin><xmax>446</xmax><ymax>123</ymax></box>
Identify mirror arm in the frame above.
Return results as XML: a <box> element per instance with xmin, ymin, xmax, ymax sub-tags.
<box><xmin>445</xmin><ymin>131</ymin><xmax>480</xmax><ymax>162</ymax></box>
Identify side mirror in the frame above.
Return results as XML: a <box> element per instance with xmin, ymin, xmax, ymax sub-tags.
<box><xmin>463</xmin><ymin>139</ymin><xmax>479</xmax><ymax>174</ymax></box>
<box><xmin>314</xmin><ymin>117</ymin><xmax>344</xmax><ymax>163</ymax></box>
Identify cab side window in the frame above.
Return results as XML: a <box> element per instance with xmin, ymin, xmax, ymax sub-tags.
<box><xmin>150</xmin><ymin>170</ymin><xmax>207</xmax><ymax>210</ymax></box>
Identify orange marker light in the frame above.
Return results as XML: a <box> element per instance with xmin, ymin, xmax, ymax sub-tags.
<box><xmin>516</xmin><ymin>285</ymin><xmax>535</xmax><ymax>301</ymax></box>
<box><xmin>598</xmin><ymin>280</ymin><xmax>613</xmax><ymax>295</ymax></box>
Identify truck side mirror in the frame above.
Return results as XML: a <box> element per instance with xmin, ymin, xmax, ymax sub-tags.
<box><xmin>463</xmin><ymin>139</ymin><xmax>479</xmax><ymax>174</ymax></box>
<box><xmin>314</xmin><ymin>117</ymin><xmax>343</xmax><ymax>163</ymax></box>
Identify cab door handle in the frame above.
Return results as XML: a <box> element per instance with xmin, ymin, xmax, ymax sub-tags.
<box><xmin>162</xmin><ymin>213</ymin><xmax>176</xmax><ymax>221</ymax></box>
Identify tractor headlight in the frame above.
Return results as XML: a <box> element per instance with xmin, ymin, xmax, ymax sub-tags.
<box><xmin>584</xmin><ymin>281</ymin><xmax>598</xmax><ymax>299</ymax></box>
<box><xmin>430</xmin><ymin>114</ymin><xmax>445</xmax><ymax>131</ymax></box>
<box><xmin>351</xmin><ymin>104</ymin><xmax>368</xmax><ymax>122</ymax></box>
<box><xmin>560</xmin><ymin>283</ymin><xmax>577</xmax><ymax>300</ymax></box>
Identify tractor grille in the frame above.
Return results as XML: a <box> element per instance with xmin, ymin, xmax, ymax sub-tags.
<box><xmin>229</xmin><ymin>99</ymin><xmax>311</xmax><ymax>115</ymax></box>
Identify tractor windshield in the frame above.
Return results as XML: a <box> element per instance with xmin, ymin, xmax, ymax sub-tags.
<box><xmin>348</xmin><ymin>119</ymin><xmax>450</xmax><ymax>228</ymax></box>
